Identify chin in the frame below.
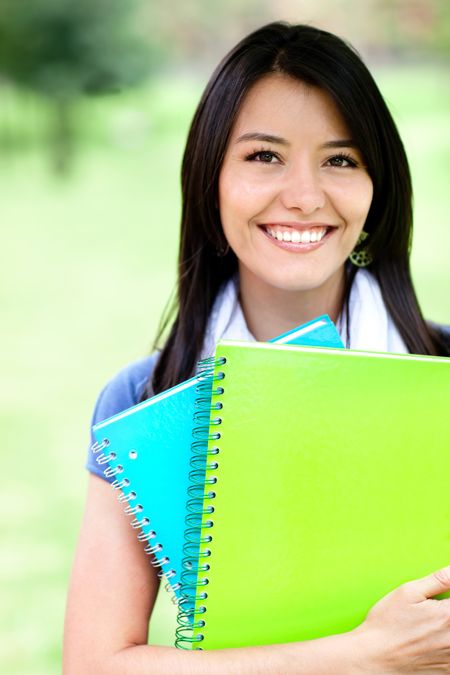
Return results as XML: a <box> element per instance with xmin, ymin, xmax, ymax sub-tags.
<box><xmin>259</xmin><ymin>269</ymin><xmax>343</xmax><ymax>295</ymax></box>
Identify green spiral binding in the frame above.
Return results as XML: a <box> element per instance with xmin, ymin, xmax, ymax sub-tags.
<box><xmin>175</xmin><ymin>355</ymin><xmax>226</xmax><ymax>649</ymax></box>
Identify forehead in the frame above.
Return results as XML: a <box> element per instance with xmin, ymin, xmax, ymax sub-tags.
<box><xmin>230</xmin><ymin>73</ymin><xmax>350</xmax><ymax>140</ymax></box>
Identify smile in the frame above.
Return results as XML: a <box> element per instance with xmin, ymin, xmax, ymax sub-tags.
<box><xmin>260</xmin><ymin>223</ymin><xmax>335</xmax><ymax>250</ymax></box>
<box><xmin>265</xmin><ymin>224</ymin><xmax>329</xmax><ymax>243</ymax></box>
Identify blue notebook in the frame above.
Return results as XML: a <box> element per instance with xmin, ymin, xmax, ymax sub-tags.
<box><xmin>92</xmin><ymin>315</ymin><xmax>343</xmax><ymax>599</ymax></box>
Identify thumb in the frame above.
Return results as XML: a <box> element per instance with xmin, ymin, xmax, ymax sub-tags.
<box><xmin>405</xmin><ymin>565</ymin><xmax>450</xmax><ymax>601</ymax></box>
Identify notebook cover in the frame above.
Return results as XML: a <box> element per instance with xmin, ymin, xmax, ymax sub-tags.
<box><xmin>92</xmin><ymin>316</ymin><xmax>343</xmax><ymax>597</ymax></box>
<box><xmin>187</xmin><ymin>341</ymin><xmax>450</xmax><ymax>649</ymax></box>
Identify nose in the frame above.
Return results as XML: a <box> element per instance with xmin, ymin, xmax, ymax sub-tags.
<box><xmin>279</xmin><ymin>161</ymin><xmax>326</xmax><ymax>214</ymax></box>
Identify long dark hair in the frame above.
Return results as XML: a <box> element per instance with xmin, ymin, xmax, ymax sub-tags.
<box><xmin>145</xmin><ymin>22</ymin><xmax>445</xmax><ymax>398</ymax></box>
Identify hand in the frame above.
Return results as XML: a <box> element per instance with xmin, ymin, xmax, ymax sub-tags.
<box><xmin>353</xmin><ymin>565</ymin><xmax>450</xmax><ymax>673</ymax></box>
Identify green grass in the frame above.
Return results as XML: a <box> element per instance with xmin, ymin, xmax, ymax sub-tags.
<box><xmin>0</xmin><ymin>67</ymin><xmax>448</xmax><ymax>673</ymax></box>
<box><xmin>376</xmin><ymin>65</ymin><xmax>450</xmax><ymax>320</ymax></box>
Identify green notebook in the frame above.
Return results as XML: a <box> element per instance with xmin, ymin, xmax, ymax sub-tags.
<box><xmin>176</xmin><ymin>341</ymin><xmax>450</xmax><ymax>650</ymax></box>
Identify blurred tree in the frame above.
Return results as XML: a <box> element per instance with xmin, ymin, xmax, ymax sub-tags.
<box><xmin>393</xmin><ymin>0</ymin><xmax>450</xmax><ymax>56</ymax></box>
<box><xmin>142</xmin><ymin>0</ymin><xmax>450</xmax><ymax>66</ymax></box>
<box><xmin>0</xmin><ymin>0</ymin><xmax>153</xmax><ymax>173</ymax></box>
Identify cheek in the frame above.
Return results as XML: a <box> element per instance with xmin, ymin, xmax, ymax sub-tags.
<box><xmin>358</xmin><ymin>178</ymin><xmax>374</xmax><ymax>215</ymax></box>
<box><xmin>219</xmin><ymin>167</ymin><xmax>276</xmax><ymax>221</ymax></box>
<box><xmin>219</xmin><ymin>171</ymin><xmax>239</xmax><ymax>221</ymax></box>
<box><xmin>333</xmin><ymin>177</ymin><xmax>373</xmax><ymax>224</ymax></box>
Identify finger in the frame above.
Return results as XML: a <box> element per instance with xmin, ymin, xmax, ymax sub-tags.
<box><xmin>404</xmin><ymin>566</ymin><xmax>450</xmax><ymax>601</ymax></box>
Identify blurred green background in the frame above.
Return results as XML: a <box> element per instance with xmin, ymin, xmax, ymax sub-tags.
<box><xmin>1</xmin><ymin>1</ymin><xmax>449</xmax><ymax>672</ymax></box>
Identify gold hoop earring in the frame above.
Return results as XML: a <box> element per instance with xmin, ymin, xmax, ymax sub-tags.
<box><xmin>349</xmin><ymin>230</ymin><xmax>373</xmax><ymax>267</ymax></box>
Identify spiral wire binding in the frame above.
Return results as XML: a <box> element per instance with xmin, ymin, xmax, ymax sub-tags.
<box><xmin>91</xmin><ymin>432</ymin><xmax>182</xmax><ymax>600</ymax></box>
<box><xmin>175</xmin><ymin>355</ymin><xmax>226</xmax><ymax>649</ymax></box>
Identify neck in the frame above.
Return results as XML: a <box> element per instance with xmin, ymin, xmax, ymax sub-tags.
<box><xmin>238</xmin><ymin>270</ymin><xmax>347</xmax><ymax>342</ymax></box>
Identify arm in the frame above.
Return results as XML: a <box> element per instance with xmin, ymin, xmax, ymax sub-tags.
<box><xmin>63</xmin><ymin>475</ymin><xmax>450</xmax><ymax>675</ymax></box>
<box><xmin>63</xmin><ymin>475</ymin><xmax>361</xmax><ymax>674</ymax></box>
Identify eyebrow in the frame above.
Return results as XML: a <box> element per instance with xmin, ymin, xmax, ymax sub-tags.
<box><xmin>234</xmin><ymin>132</ymin><xmax>358</xmax><ymax>149</ymax></box>
<box><xmin>235</xmin><ymin>132</ymin><xmax>289</xmax><ymax>145</ymax></box>
<box><xmin>322</xmin><ymin>140</ymin><xmax>358</xmax><ymax>149</ymax></box>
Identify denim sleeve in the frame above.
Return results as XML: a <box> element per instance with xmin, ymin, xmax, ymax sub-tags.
<box><xmin>86</xmin><ymin>354</ymin><xmax>158</xmax><ymax>481</ymax></box>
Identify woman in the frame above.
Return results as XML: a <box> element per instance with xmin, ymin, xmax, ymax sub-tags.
<box><xmin>64</xmin><ymin>22</ymin><xmax>450</xmax><ymax>674</ymax></box>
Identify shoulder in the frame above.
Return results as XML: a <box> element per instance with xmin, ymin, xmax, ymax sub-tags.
<box><xmin>428</xmin><ymin>321</ymin><xmax>450</xmax><ymax>356</ymax></box>
<box><xmin>92</xmin><ymin>353</ymin><xmax>159</xmax><ymax>426</ymax></box>
<box><xmin>436</xmin><ymin>323</ymin><xmax>450</xmax><ymax>339</ymax></box>
<box><xmin>86</xmin><ymin>353</ymin><xmax>159</xmax><ymax>479</ymax></box>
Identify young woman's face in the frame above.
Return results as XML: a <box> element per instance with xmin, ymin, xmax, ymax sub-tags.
<box><xmin>218</xmin><ymin>74</ymin><xmax>373</xmax><ymax>298</ymax></box>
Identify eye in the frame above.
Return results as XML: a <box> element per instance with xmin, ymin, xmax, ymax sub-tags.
<box><xmin>246</xmin><ymin>150</ymin><xmax>280</xmax><ymax>164</ymax></box>
<box><xmin>326</xmin><ymin>153</ymin><xmax>358</xmax><ymax>168</ymax></box>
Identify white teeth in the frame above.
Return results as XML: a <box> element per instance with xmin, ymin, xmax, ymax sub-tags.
<box><xmin>266</xmin><ymin>226</ymin><xmax>327</xmax><ymax>244</ymax></box>
<box><xmin>300</xmin><ymin>231</ymin><xmax>310</xmax><ymax>244</ymax></box>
